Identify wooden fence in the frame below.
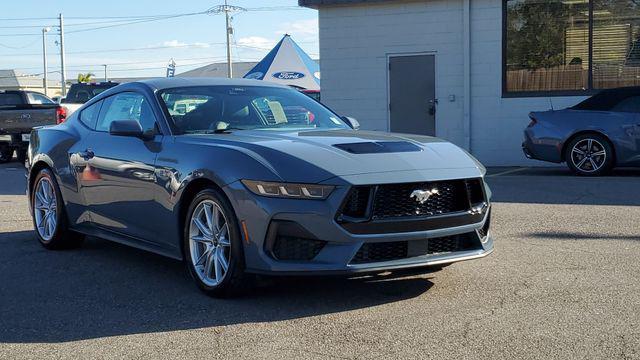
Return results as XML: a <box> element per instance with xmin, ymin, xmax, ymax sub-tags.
<box><xmin>506</xmin><ymin>65</ymin><xmax>640</xmax><ymax>92</ymax></box>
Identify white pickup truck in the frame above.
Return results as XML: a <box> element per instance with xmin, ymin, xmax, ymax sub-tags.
<box><xmin>60</xmin><ymin>81</ymin><xmax>119</xmax><ymax>115</ymax></box>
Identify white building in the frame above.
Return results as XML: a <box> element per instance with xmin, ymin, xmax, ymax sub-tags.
<box><xmin>300</xmin><ymin>0</ymin><xmax>640</xmax><ymax>165</ymax></box>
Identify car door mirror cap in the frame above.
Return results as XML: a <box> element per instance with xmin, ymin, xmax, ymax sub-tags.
<box><xmin>341</xmin><ymin>116</ymin><xmax>360</xmax><ymax>130</ymax></box>
<box><xmin>109</xmin><ymin>120</ymin><xmax>153</xmax><ymax>140</ymax></box>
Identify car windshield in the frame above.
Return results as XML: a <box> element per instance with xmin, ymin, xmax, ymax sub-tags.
<box><xmin>158</xmin><ymin>85</ymin><xmax>349</xmax><ymax>134</ymax></box>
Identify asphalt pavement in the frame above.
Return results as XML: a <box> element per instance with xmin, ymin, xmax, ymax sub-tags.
<box><xmin>0</xmin><ymin>162</ymin><xmax>639</xmax><ymax>359</ymax></box>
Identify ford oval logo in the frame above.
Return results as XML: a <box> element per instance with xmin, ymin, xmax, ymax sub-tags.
<box><xmin>272</xmin><ymin>71</ymin><xmax>305</xmax><ymax>80</ymax></box>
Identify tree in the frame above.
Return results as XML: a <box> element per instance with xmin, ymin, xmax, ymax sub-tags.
<box><xmin>77</xmin><ymin>73</ymin><xmax>95</xmax><ymax>83</ymax></box>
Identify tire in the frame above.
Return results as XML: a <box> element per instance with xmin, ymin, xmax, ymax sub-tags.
<box><xmin>565</xmin><ymin>133</ymin><xmax>614</xmax><ymax>176</ymax></box>
<box><xmin>16</xmin><ymin>149</ymin><xmax>27</xmax><ymax>164</ymax></box>
<box><xmin>183</xmin><ymin>188</ymin><xmax>247</xmax><ymax>297</ymax></box>
<box><xmin>0</xmin><ymin>147</ymin><xmax>12</xmax><ymax>164</ymax></box>
<box><xmin>31</xmin><ymin>168</ymin><xmax>84</xmax><ymax>249</ymax></box>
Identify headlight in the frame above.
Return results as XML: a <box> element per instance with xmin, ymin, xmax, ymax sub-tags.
<box><xmin>241</xmin><ymin>180</ymin><xmax>334</xmax><ymax>200</ymax></box>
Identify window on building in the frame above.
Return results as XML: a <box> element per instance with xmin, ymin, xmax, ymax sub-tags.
<box><xmin>504</xmin><ymin>0</ymin><xmax>640</xmax><ymax>96</ymax></box>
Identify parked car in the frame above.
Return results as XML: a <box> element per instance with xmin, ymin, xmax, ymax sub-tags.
<box><xmin>61</xmin><ymin>81</ymin><xmax>119</xmax><ymax>115</ymax></box>
<box><xmin>26</xmin><ymin>78</ymin><xmax>493</xmax><ymax>297</ymax></box>
<box><xmin>523</xmin><ymin>87</ymin><xmax>640</xmax><ymax>176</ymax></box>
<box><xmin>0</xmin><ymin>90</ymin><xmax>66</xmax><ymax>163</ymax></box>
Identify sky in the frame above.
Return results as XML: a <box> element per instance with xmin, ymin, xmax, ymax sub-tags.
<box><xmin>0</xmin><ymin>0</ymin><xmax>319</xmax><ymax>81</ymax></box>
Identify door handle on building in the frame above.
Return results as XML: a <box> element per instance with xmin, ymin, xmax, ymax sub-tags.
<box><xmin>428</xmin><ymin>99</ymin><xmax>438</xmax><ymax>116</ymax></box>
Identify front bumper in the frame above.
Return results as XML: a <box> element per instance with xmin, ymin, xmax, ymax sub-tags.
<box><xmin>223</xmin><ymin>176</ymin><xmax>494</xmax><ymax>275</ymax></box>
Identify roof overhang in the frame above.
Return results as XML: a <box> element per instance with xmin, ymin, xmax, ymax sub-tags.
<box><xmin>299</xmin><ymin>0</ymin><xmax>396</xmax><ymax>8</ymax></box>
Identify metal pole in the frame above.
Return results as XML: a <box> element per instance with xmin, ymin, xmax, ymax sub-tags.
<box><xmin>42</xmin><ymin>28</ymin><xmax>49</xmax><ymax>96</ymax></box>
<box><xmin>103</xmin><ymin>64</ymin><xmax>108</xmax><ymax>82</ymax></box>
<box><xmin>225</xmin><ymin>0</ymin><xmax>233</xmax><ymax>78</ymax></box>
<box><xmin>59</xmin><ymin>13</ymin><xmax>67</xmax><ymax>96</ymax></box>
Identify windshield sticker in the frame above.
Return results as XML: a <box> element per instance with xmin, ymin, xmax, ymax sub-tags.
<box><xmin>267</xmin><ymin>101</ymin><xmax>288</xmax><ymax>124</ymax></box>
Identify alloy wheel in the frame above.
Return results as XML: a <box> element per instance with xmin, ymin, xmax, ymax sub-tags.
<box><xmin>188</xmin><ymin>199</ymin><xmax>231</xmax><ymax>287</ymax></box>
<box><xmin>570</xmin><ymin>138</ymin><xmax>607</xmax><ymax>173</ymax></box>
<box><xmin>33</xmin><ymin>177</ymin><xmax>58</xmax><ymax>241</ymax></box>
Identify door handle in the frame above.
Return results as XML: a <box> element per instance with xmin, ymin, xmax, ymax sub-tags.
<box><xmin>78</xmin><ymin>149</ymin><xmax>94</xmax><ymax>160</ymax></box>
<box><xmin>428</xmin><ymin>99</ymin><xmax>438</xmax><ymax>116</ymax></box>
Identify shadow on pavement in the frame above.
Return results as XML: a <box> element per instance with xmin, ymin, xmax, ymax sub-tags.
<box><xmin>0</xmin><ymin>230</ymin><xmax>434</xmax><ymax>344</ymax></box>
<box><xmin>524</xmin><ymin>231</ymin><xmax>640</xmax><ymax>241</ymax></box>
<box><xmin>487</xmin><ymin>167</ymin><xmax>640</xmax><ymax>206</ymax></box>
<box><xmin>0</xmin><ymin>162</ymin><xmax>26</xmax><ymax>196</ymax></box>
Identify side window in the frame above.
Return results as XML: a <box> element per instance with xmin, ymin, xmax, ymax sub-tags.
<box><xmin>27</xmin><ymin>93</ymin><xmax>54</xmax><ymax>104</ymax></box>
<box><xmin>79</xmin><ymin>101</ymin><xmax>102</xmax><ymax>129</ymax></box>
<box><xmin>96</xmin><ymin>92</ymin><xmax>157</xmax><ymax>133</ymax></box>
<box><xmin>612</xmin><ymin>97</ymin><xmax>640</xmax><ymax>113</ymax></box>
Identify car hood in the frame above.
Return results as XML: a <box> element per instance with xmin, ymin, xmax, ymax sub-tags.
<box><xmin>183</xmin><ymin>129</ymin><xmax>484</xmax><ymax>184</ymax></box>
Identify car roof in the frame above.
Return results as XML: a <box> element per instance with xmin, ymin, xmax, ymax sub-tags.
<box><xmin>573</xmin><ymin>86</ymin><xmax>640</xmax><ymax>111</ymax></box>
<box><xmin>136</xmin><ymin>77</ymin><xmax>290</xmax><ymax>91</ymax></box>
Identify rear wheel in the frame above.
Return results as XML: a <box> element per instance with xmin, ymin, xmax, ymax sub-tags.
<box><xmin>565</xmin><ymin>134</ymin><xmax>614</xmax><ymax>176</ymax></box>
<box><xmin>0</xmin><ymin>146</ymin><xmax>12</xmax><ymax>163</ymax></box>
<box><xmin>31</xmin><ymin>168</ymin><xmax>84</xmax><ymax>249</ymax></box>
<box><xmin>183</xmin><ymin>188</ymin><xmax>247</xmax><ymax>297</ymax></box>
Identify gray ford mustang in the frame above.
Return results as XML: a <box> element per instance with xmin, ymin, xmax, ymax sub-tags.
<box><xmin>26</xmin><ymin>78</ymin><xmax>493</xmax><ymax>296</ymax></box>
<box><xmin>523</xmin><ymin>87</ymin><xmax>640</xmax><ymax>176</ymax></box>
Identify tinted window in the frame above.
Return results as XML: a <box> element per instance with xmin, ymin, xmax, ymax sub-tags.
<box><xmin>26</xmin><ymin>92</ymin><xmax>54</xmax><ymax>104</ymax></box>
<box><xmin>612</xmin><ymin>96</ymin><xmax>640</xmax><ymax>113</ymax></box>
<box><xmin>159</xmin><ymin>86</ymin><xmax>348</xmax><ymax>134</ymax></box>
<box><xmin>79</xmin><ymin>101</ymin><xmax>102</xmax><ymax>129</ymax></box>
<box><xmin>0</xmin><ymin>92</ymin><xmax>24</xmax><ymax>106</ymax></box>
<box><xmin>96</xmin><ymin>92</ymin><xmax>157</xmax><ymax>133</ymax></box>
<box><xmin>63</xmin><ymin>83</ymin><xmax>118</xmax><ymax>104</ymax></box>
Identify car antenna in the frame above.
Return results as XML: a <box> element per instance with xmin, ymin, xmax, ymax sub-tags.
<box><xmin>549</xmin><ymin>98</ymin><xmax>554</xmax><ymax>111</ymax></box>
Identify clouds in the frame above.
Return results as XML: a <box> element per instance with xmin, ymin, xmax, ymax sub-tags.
<box><xmin>236</xmin><ymin>36</ymin><xmax>277</xmax><ymax>50</ymax></box>
<box><xmin>276</xmin><ymin>18</ymin><xmax>319</xmax><ymax>38</ymax></box>
<box><xmin>161</xmin><ymin>40</ymin><xmax>210</xmax><ymax>48</ymax></box>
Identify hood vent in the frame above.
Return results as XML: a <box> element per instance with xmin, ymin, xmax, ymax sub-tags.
<box><xmin>333</xmin><ymin>141</ymin><xmax>422</xmax><ymax>154</ymax></box>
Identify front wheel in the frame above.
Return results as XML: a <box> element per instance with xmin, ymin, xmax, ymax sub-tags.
<box><xmin>183</xmin><ymin>188</ymin><xmax>247</xmax><ymax>297</ymax></box>
<box><xmin>565</xmin><ymin>134</ymin><xmax>614</xmax><ymax>176</ymax></box>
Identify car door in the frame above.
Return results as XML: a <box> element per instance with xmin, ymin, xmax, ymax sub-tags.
<box><xmin>78</xmin><ymin>91</ymin><xmax>163</xmax><ymax>241</ymax></box>
<box><xmin>610</xmin><ymin>96</ymin><xmax>640</xmax><ymax>165</ymax></box>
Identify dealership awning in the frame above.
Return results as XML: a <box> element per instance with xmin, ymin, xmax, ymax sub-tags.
<box><xmin>243</xmin><ymin>34</ymin><xmax>320</xmax><ymax>91</ymax></box>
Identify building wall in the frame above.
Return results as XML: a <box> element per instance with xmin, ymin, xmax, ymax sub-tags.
<box><xmin>317</xmin><ymin>0</ymin><xmax>587</xmax><ymax>166</ymax></box>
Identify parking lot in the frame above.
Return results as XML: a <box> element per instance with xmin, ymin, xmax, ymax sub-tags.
<box><xmin>0</xmin><ymin>162</ymin><xmax>638</xmax><ymax>359</ymax></box>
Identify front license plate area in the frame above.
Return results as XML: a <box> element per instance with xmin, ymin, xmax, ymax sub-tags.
<box><xmin>22</xmin><ymin>134</ymin><xmax>30</xmax><ymax>142</ymax></box>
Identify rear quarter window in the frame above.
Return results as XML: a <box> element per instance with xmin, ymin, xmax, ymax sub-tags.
<box><xmin>0</xmin><ymin>93</ymin><xmax>24</xmax><ymax>106</ymax></box>
<box><xmin>79</xmin><ymin>101</ymin><xmax>102</xmax><ymax>129</ymax></box>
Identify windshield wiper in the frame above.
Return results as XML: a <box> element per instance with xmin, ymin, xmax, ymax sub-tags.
<box><xmin>213</xmin><ymin>126</ymin><xmax>246</xmax><ymax>133</ymax></box>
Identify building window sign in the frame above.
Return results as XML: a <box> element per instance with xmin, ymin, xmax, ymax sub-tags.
<box><xmin>272</xmin><ymin>71</ymin><xmax>305</xmax><ymax>80</ymax></box>
<box><xmin>504</xmin><ymin>0</ymin><xmax>640</xmax><ymax>96</ymax></box>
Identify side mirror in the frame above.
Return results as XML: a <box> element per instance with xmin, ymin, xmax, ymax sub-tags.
<box><xmin>341</xmin><ymin>116</ymin><xmax>360</xmax><ymax>130</ymax></box>
<box><xmin>109</xmin><ymin>120</ymin><xmax>151</xmax><ymax>140</ymax></box>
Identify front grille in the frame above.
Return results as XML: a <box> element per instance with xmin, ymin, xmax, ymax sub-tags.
<box><xmin>351</xmin><ymin>241</ymin><xmax>408</xmax><ymax>264</ymax></box>
<box><xmin>477</xmin><ymin>211</ymin><xmax>491</xmax><ymax>238</ymax></box>
<box><xmin>338</xmin><ymin>179</ymin><xmax>485</xmax><ymax>222</ymax></box>
<box><xmin>371</xmin><ymin>180</ymin><xmax>470</xmax><ymax>219</ymax></box>
<box><xmin>272</xmin><ymin>236</ymin><xmax>326</xmax><ymax>261</ymax></box>
<box><xmin>350</xmin><ymin>232</ymin><xmax>480</xmax><ymax>264</ymax></box>
<box><xmin>341</xmin><ymin>186</ymin><xmax>371</xmax><ymax>218</ymax></box>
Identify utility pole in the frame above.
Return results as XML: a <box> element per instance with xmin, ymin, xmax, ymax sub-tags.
<box><xmin>42</xmin><ymin>27</ymin><xmax>50</xmax><ymax>96</ymax></box>
<box><xmin>224</xmin><ymin>0</ymin><xmax>233</xmax><ymax>78</ymax></box>
<box><xmin>103</xmin><ymin>64</ymin><xmax>108</xmax><ymax>82</ymax></box>
<box><xmin>58</xmin><ymin>13</ymin><xmax>67</xmax><ymax>96</ymax></box>
<box><xmin>206</xmin><ymin>2</ymin><xmax>245</xmax><ymax>79</ymax></box>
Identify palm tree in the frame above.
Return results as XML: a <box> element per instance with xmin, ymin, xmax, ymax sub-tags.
<box><xmin>77</xmin><ymin>73</ymin><xmax>95</xmax><ymax>83</ymax></box>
